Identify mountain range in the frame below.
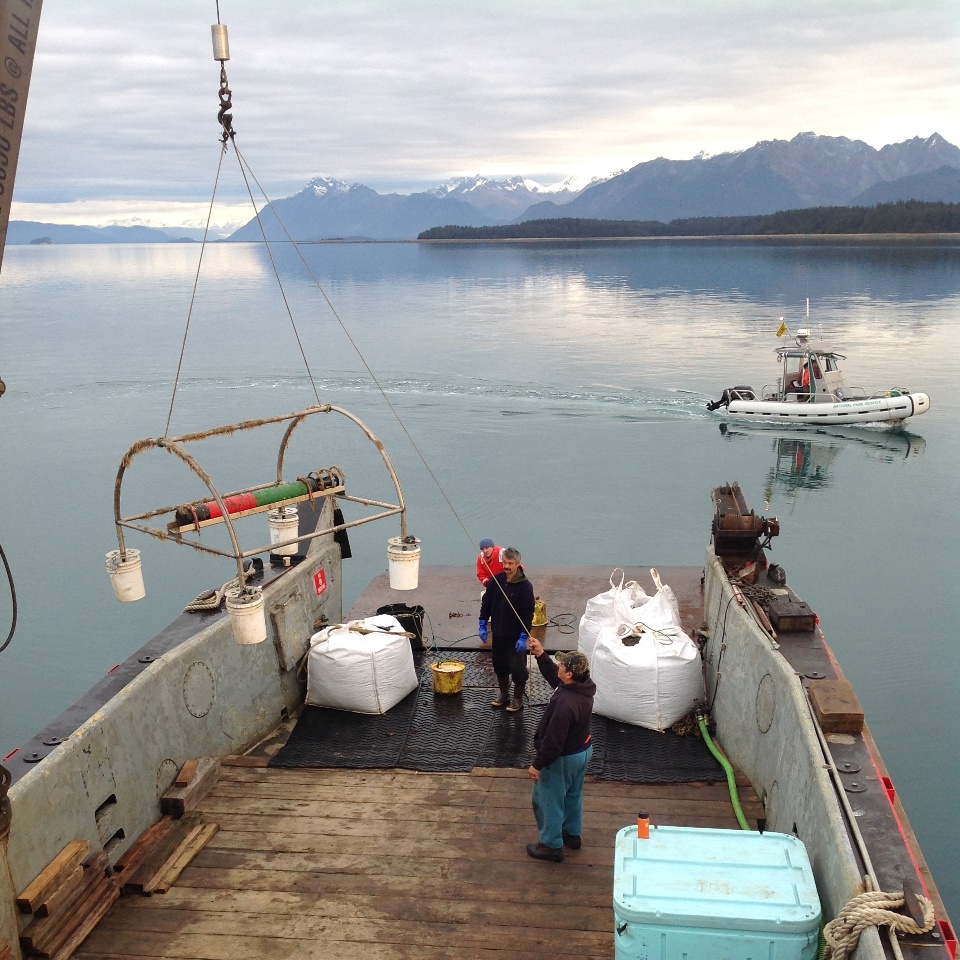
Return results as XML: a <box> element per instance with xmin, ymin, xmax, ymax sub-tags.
<box><xmin>5</xmin><ymin>221</ymin><xmax>198</xmax><ymax>245</ymax></box>
<box><xmin>521</xmin><ymin>133</ymin><xmax>960</xmax><ymax>223</ymax></box>
<box><xmin>227</xmin><ymin>132</ymin><xmax>960</xmax><ymax>241</ymax></box>
<box><xmin>224</xmin><ymin>173</ymin><xmax>615</xmax><ymax>243</ymax></box>
<box><xmin>8</xmin><ymin>132</ymin><xmax>959</xmax><ymax>244</ymax></box>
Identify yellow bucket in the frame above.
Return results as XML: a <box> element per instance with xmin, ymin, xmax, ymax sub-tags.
<box><xmin>431</xmin><ymin>660</ymin><xmax>465</xmax><ymax>695</ymax></box>
<box><xmin>532</xmin><ymin>596</ymin><xmax>548</xmax><ymax>642</ymax></box>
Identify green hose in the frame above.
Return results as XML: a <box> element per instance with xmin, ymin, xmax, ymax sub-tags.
<box><xmin>698</xmin><ymin>714</ymin><xmax>751</xmax><ymax>831</ymax></box>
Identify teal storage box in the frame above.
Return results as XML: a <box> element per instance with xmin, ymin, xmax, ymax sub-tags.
<box><xmin>614</xmin><ymin>825</ymin><xmax>821</xmax><ymax>960</ymax></box>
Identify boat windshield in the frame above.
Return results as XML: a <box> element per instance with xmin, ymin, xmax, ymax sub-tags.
<box><xmin>776</xmin><ymin>348</ymin><xmax>845</xmax><ymax>366</ymax></box>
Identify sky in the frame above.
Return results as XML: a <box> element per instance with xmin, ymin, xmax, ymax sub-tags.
<box><xmin>10</xmin><ymin>0</ymin><xmax>960</xmax><ymax>234</ymax></box>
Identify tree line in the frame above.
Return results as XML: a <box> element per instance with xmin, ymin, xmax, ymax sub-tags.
<box><xmin>417</xmin><ymin>201</ymin><xmax>960</xmax><ymax>240</ymax></box>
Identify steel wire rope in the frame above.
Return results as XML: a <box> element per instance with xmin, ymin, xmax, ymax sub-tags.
<box><xmin>172</xmin><ymin>18</ymin><xmax>533</xmax><ymax>656</ymax></box>
<box><xmin>228</xmin><ymin>144</ymin><xmax>538</xmax><ymax>651</ymax></box>
<box><xmin>162</xmin><ymin>143</ymin><xmax>230</xmax><ymax>437</ymax></box>
<box><xmin>225</xmin><ymin>143</ymin><xmax>323</xmax><ymax>408</ymax></box>
<box><xmin>0</xmin><ymin>541</ymin><xmax>17</xmax><ymax>654</ymax></box>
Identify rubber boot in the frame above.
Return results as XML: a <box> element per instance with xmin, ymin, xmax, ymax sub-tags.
<box><xmin>491</xmin><ymin>676</ymin><xmax>510</xmax><ymax>708</ymax></box>
<box><xmin>506</xmin><ymin>681</ymin><xmax>525</xmax><ymax>712</ymax></box>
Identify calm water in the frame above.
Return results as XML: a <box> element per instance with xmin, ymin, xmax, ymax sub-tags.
<box><xmin>1</xmin><ymin>239</ymin><xmax>958</xmax><ymax>914</ymax></box>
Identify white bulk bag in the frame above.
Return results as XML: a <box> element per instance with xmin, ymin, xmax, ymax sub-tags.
<box><xmin>579</xmin><ymin>568</ymin><xmax>683</xmax><ymax>659</ymax></box>
<box><xmin>306</xmin><ymin>614</ymin><xmax>418</xmax><ymax>714</ymax></box>
<box><xmin>592</xmin><ymin>627</ymin><xmax>703</xmax><ymax>731</ymax></box>
<box><xmin>578</xmin><ymin>569</ymin><xmax>651</xmax><ymax>661</ymax></box>
<box><xmin>619</xmin><ymin>578</ymin><xmax>682</xmax><ymax>637</ymax></box>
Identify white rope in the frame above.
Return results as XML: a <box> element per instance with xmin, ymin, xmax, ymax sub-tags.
<box><xmin>183</xmin><ymin>570</ymin><xmax>252</xmax><ymax>613</ymax></box>
<box><xmin>823</xmin><ymin>890</ymin><xmax>935</xmax><ymax>960</ymax></box>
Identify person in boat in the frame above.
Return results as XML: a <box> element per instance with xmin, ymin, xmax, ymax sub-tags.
<box><xmin>478</xmin><ymin>547</ymin><xmax>534</xmax><ymax>712</ymax></box>
<box><xmin>475</xmin><ymin>537</ymin><xmax>504</xmax><ymax>586</ymax></box>
<box><xmin>789</xmin><ymin>360</ymin><xmax>816</xmax><ymax>400</ymax></box>
<box><xmin>524</xmin><ymin>638</ymin><xmax>596</xmax><ymax>863</ymax></box>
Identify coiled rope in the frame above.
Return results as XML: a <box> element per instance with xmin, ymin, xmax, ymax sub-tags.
<box><xmin>183</xmin><ymin>579</ymin><xmax>241</xmax><ymax>613</ymax></box>
<box><xmin>183</xmin><ymin>561</ymin><xmax>260</xmax><ymax>612</ymax></box>
<box><xmin>823</xmin><ymin>889</ymin><xmax>935</xmax><ymax>960</ymax></box>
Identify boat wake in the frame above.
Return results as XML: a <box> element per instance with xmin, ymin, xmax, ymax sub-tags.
<box><xmin>32</xmin><ymin>374</ymin><xmax>712</xmax><ymax>423</ymax></box>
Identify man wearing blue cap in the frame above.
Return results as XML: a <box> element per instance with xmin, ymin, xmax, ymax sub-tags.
<box><xmin>476</xmin><ymin>537</ymin><xmax>504</xmax><ymax>586</ymax></box>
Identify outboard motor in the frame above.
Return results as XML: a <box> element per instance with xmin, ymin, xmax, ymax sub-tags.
<box><xmin>706</xmin><ymin>385</ymin><xmax>755</xmax><ymax>411</ymax></box>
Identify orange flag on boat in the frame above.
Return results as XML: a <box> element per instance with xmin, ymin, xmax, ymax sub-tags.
<box><xmin>776</xmin><ymin>319</ymin><xmax>788</xmax><ymax>337</ymax></box>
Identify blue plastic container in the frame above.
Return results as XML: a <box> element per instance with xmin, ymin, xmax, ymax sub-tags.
<box><xmin>613</xmin><ymin>825</ymin><xmax>821</xmax><ymax>960</ymax></box>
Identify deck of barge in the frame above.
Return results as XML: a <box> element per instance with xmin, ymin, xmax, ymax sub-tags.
<box><xmin>78</xmin><ymin>764</ymin><xmax>763</xmax><ymax>959</ymax></box>
<box><xmin>76</xmin><ymin>564</ymin><xmax>766</xmax><ymax>959</ymax></box>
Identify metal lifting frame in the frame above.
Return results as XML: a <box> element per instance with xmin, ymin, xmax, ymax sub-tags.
<box><xmin>112</xmin><ymin>404</ymin><xmax>407</xmax><ymax>584</ymax></box>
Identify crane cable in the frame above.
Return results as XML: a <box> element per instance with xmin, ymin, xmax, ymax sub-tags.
<box><xmin>167</xmin><ymin>11</ymin><xmax>535</xmax><ymax>641</ymax></box>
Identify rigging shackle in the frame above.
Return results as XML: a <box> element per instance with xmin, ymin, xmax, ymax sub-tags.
<box><xmin>211</xmin><ymin>23</ymin><xmax>235</xmax><ymax>142</ymax></box>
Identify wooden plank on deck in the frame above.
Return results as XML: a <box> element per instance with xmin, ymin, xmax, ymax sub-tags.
<box><xmin>76</xmin><ymin>765</ymin><xmax>761</xmax><ymax>960</ymax></box>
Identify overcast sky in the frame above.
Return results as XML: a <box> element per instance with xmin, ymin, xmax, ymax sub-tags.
<box><xmin>10</xmin><ymin>0</ymin><xmax>959</xmax><ymax>232</ymax></box>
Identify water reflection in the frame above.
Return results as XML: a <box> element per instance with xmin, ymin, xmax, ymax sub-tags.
<box><xmin>718</xmin><ymin>423</ymin><xmax>926</xmax><ymax>507</ymax></box>
<box><xmin>0</xmin><ymin>242</ymin><xmax>274</xmax><ymax>286</ymax></box>
<box><xmin>229</xmin><ymin>237</ymin><xmax>960</xmax><ymax>305</ymax></box>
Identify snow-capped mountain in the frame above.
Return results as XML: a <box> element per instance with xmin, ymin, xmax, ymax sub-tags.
<box><xmin>425</xmin><ymin>173</ymin><xmax>618</xmax><ymax>217</ymax></box>
<box><xmin>303</xmin><ymin>176</ymin><xmax>354</xmax><ymax>198</ymax></box>
<box><xmin>516</xmin><ymin>133</ymin><xmax>960</xmax><ymax>223</ymax></box>
<box><xmin>228</xmin><ymin>177</ymin><xmax>496</xmax><ymax>242</ymax></box>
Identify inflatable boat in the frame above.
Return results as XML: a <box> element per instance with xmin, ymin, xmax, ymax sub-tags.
<box><xmin>707</xmin><ymin>328</ymin><xmax>930</xmax><ymax>426</ymax></box>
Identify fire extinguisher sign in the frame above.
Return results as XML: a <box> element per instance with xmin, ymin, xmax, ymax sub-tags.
<box><xmin>313</xmin><ymin>569</ymin><xmax>327</xmax><ymax>596</ymax></box>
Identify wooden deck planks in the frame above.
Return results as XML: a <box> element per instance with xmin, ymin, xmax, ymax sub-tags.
<box><xmin>77</xmin><ymin>765</ymin><xmax>761</xmax><ymax>960</ymax></box>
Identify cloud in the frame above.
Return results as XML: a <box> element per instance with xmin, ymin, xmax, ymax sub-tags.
<box><xmin>11</xmin><ymin>0</ymin><xmax>959</xmax><ymax>226</ymax></box>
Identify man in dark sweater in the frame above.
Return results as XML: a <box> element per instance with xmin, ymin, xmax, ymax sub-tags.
<box><xmin>525</xmin><ymin>638</ymin><xmax>596</xmax><ymax>862</ymax></box>
<box><xmin>478</xmin><ymin>547</ymin><xmax>535</xmax><ymax>712</ymax></box>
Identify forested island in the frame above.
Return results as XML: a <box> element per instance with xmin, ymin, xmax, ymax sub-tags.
<box><xmin>418</xmin><ymin>201</ymin><xmax>960</xmax><ymax>240</ymax></box>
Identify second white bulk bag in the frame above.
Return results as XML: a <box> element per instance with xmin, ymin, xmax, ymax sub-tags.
<box><xmin>579</xmin><ymin>568</ymin><xmax>681</xmax><ymax>661</ymax></box>
<box><xmin>306</xmin><ymin>614</ymin><xmax>418</xmax><ymax>714</ymax></box>
<box><xmin>579</xmin><ymin>569</ymin><xmax>650</xmax><ymax>661</ymax></box>
<box><xmin>592</xmin><ymin>626</ymin><xmax>703</xmax><ymax>731</ymax></box>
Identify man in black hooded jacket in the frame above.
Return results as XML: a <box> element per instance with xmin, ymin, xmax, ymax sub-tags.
<box><xmin>479</xmin><ymin>547</ymin><xmax>534</xmax><ymax>712</ymax></box>
<box><xmin>525</xmin><ymin>639</ymin><xmax>596</xmax><ymax>862</ymax></box>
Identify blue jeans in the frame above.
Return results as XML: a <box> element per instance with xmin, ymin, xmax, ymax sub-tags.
<box><xmin>531</xmin><ymin>746</ymin><xmax>592</xmax><ymax>849</ymax></box>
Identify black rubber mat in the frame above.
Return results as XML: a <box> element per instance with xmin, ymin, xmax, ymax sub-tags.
<box><xmin>586</xmin><ymin>715</ymin><xmax>608</xmax><ymax>778</ymax></box>
<box><xmin>477</xmin><ymin>704</ymin><xmax>546</xmax><ymax>769</ymax></box>
<box><xmin>270</xmin><ymin>689</ymin><xmax>419</xmax><ymax>768</ymax></box>
<box><xmin>398</xmin><ymin>687</ymin><xmax>494</xmax><ymax>772</ymax></box>
<box><xmin>593</xmin><ymin>719</ymin><xmax>725</xmax><ymax>783</ymax></box>
<box><xmin>443</xmin><ymin>650</ymin><xmax>498</xmax><ymax>688</ymax></box>
<box><xmin>270</xmin><ymin>650</ymin><xmax>723</xmax><ymax>783</ymax></box>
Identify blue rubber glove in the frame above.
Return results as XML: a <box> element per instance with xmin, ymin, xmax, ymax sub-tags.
<box><xmin>478</xmin><ymin>620</ymin><xmax>488</xmax><ymax>643</ymax></box>
<box><xmin>515</xmin><ymin>632</ymin><xmax>528</xmax><ymax>653</ymax></box>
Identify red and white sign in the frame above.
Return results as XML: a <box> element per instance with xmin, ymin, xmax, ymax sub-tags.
<box><xmin>313</xmin><ymin>568</ymin><xmax>328</xmax><ymax>596</ymax></box>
